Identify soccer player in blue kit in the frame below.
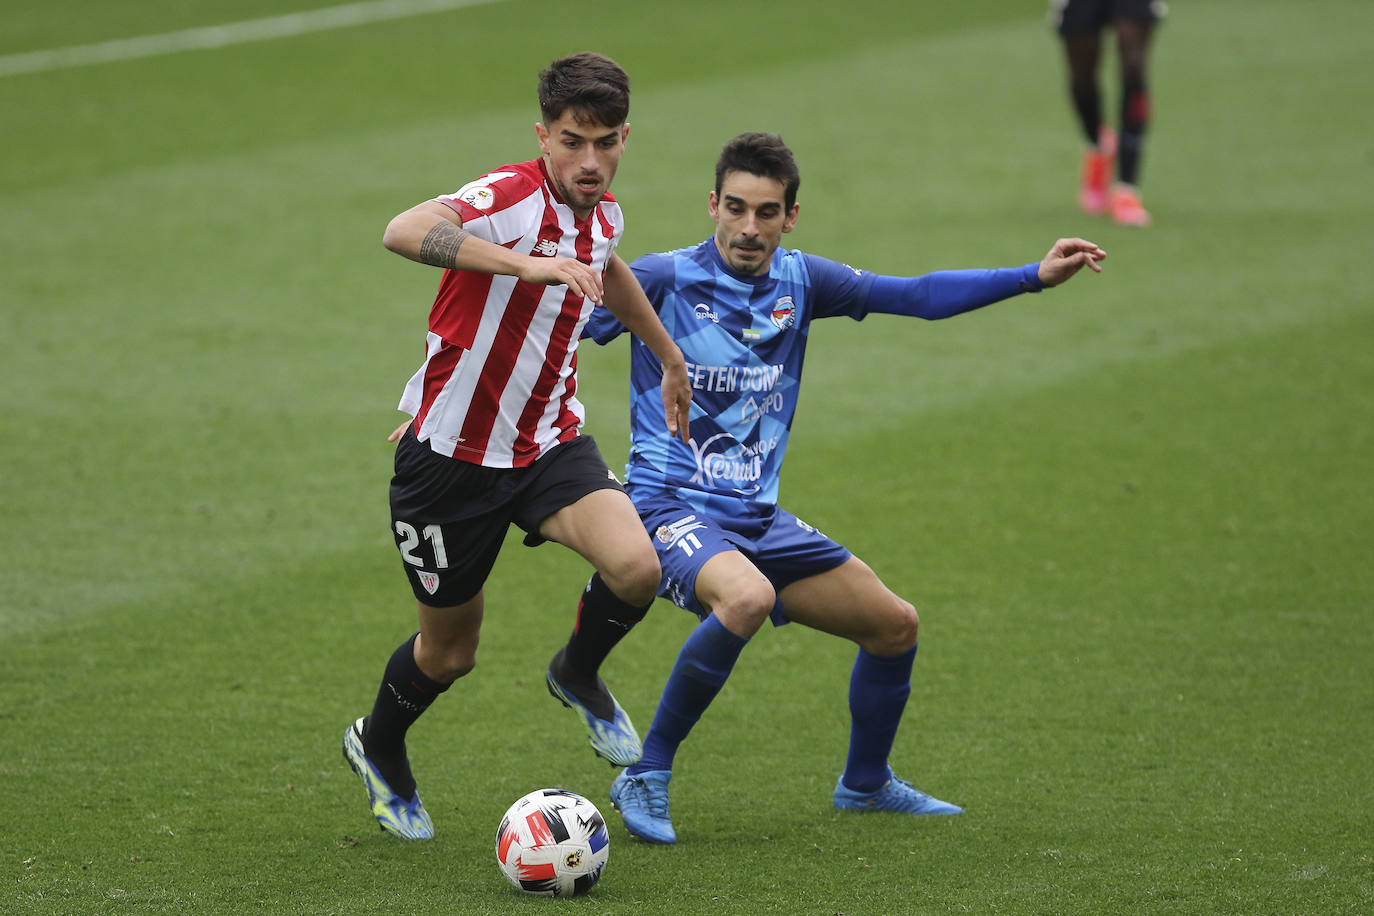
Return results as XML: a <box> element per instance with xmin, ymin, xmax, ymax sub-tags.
<box><xmin>588</xmin><ymin>132</ymin><xmax>1106</xmax><ymax>843</ymax></box>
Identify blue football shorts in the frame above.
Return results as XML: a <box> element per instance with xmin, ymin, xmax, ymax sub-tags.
<box><xmin>631</xmin><ymin>490</ymin><xmax>852</xmax><ymax>626</ymax></box>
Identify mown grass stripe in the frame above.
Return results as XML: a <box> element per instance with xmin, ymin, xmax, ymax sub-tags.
<box><xmin>0</xmin><ymin>0</ymin><xmax>504</xmax><ymax>77</ymax></box>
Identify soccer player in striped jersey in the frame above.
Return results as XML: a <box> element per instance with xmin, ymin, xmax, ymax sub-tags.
<box><xmin>594</xmin><ymin>132</ymin><xmax>1105</xmax><ymax>842</ymax></box>
<box><xmin>342</xmin><ymin>52</ymin><xmax>692</xmax><ymax>841</ymax></box>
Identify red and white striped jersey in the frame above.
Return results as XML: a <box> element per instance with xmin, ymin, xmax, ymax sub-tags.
<box><xmin>397</xmin><ymin>158</ymin><xmax>624</xmax><ymax>468</ymax></box>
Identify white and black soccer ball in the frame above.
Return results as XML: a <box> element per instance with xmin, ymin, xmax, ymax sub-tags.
<box><xmin>495</xmin><ymin>788</ymin><xmax>609</xmax><ymax>897</ymax></box>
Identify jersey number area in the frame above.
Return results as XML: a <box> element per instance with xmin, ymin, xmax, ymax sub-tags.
<box><xmin>396</xmin><ymin>521</ymin><xmax>449</xmax><ymax>568</ymax></box>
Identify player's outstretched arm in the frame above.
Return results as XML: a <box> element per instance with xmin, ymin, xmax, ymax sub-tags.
<box><xmin>382</xmin><ymin>200</ymin><xmax>606</xmax><ymax>302</ymax></box>
<box><xmin>1036</xmin><ymin>237</ymin><xmax>1107</xmax><ymax>287</ymax></box>
<box><xmin>601</xmin><ymin>254</ymin><xmax>692</xmax><ymax>443</ymax></box>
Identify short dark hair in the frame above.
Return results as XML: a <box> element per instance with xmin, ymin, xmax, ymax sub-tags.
<box><xmin>714</xmin><ymin>132</ymin><xmax>801</xmax><ymax>210</ymax></box>
<box><xmin>537</xmin><ymin>52</ymin><xmax>630</xmax><ymax>127</ymax></box>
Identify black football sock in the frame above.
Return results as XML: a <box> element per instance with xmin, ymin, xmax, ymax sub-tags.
<box><xmin>1118</xmin><ymin>80</ymin><xmax>1150</xmax><ymax>185</ymax></box>
<box><xmin>552</xmin><ymin>574</ymin><xmax>649</xmax><ymax>718</ymax></box>
<box><xmin>361</xmin><ymin>633</ymin><xmax>450</xmax><ymax>800</ymax></box>
<box><xmin>1070</xmin><ymin>77</ymin><xmax>1103</xmax><ymax>146</ymax></box>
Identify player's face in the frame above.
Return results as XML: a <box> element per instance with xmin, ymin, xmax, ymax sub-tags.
<box><xmin>708</xmin><ymin>171</ymin><xmax>799</xmax><ymax>276</ymax></box>
<box><xmin>536</xmin><ymin>111</ymin><xmax>629</xmax><ymax>219</ymax></box>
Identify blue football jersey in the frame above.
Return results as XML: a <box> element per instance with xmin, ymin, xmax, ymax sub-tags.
<box><xmin>584</xmin><ymin>237</ymin><xmax>878</xmax><ymax>522</ymax></box>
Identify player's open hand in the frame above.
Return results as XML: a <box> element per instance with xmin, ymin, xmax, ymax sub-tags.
<box><xmin>521</xmin><ymin>256</ymin><xmax>605</xmax><ymax>303</ymax></box>
<box><xmin>660</xmin><ymin>359</ymin><xmax>693</xmax><ymax>444</ymax></box>
<box><xmin>1037</xmin><ymin>238</ymin><xmax>1107</xmax><ymax>287</ymax></box>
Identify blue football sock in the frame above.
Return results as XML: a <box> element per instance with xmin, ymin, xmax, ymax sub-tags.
<box><xmin>629</xmin><ymin>614</ymin><xmax>748</xmax><ymax>775</ymax></box>
<box><xmin>841</xmin><ymin>643</ymin><xmax>917</xmax><ymax>793</ymax></box>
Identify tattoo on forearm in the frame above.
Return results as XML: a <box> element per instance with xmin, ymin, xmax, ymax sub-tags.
<box><xmin>418</xmin><ymin>222</ymin><xmax>471</xmax><ymax>268</ymax></box>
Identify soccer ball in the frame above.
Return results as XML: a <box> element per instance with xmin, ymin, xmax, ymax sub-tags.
<box><xmin>495</xmin><ymin>788</ymin><xmax>609</xmax><ymax>896</ymax></box>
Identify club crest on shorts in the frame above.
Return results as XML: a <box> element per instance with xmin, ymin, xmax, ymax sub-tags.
<box><xmin>655</xmin><ymin>514</ymin><xmax>706</xmax><ymax>547</ymax></box>
<box><xmin>417</xmin><ymin>570</ymin><xmax>441</xmax><ymax>595</ymax></box>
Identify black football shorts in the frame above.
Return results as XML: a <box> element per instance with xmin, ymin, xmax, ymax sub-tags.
<box><xmin>1050</xmin><ymin>0</ymin><xmax>1167</xmax><ymax>35</ymax></box>
<box><xmin>388</xmin><ymin>428</ymin><xmax>626</xmax><ymax>607</ymax></box>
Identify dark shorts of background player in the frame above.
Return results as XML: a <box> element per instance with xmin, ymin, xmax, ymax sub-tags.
<box><xmin>1050</xmin><ymin>0</ymin><xmax>1167</xmax><ymax>35</ymax></box>
<box><xmin>631</xmin><ymin>489</ymin><xmax>852</xmax><ymax>627</ymax></box>
<box><xmin>389</xmin><ymin>427</ymin><xmax>625</xmax><ymax>607</ymax></box>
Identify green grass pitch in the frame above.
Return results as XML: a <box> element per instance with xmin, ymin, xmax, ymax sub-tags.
<box><xmin>2</xmin><ymin>0</ymin><xmax>1372</xmax><ymax>912</ymax></box>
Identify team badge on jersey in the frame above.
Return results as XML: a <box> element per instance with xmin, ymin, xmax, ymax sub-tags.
<box><xmin>771</xmin><ymin>296</ymin><xmax>796</xmax><ymax>330</ymax></box>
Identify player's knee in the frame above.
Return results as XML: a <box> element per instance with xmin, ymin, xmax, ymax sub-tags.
<box><xmin>872</xmin><ymin>597</ymin><xmax>919</xmax><ymax>655</ymax></box>
<box><xmin>711</xmin><ymin>578</ymin><xmax>776</xmax><ymax>635</ymax></box>
<box><xmin>419</xmin><ymin>644</ymin><xmax>477</xmax><ymax>685</ymax></box>
<box><xmin>599</xmin><ymin>547</ymin><xmax>662</xmax><ymax>609</ymax></box>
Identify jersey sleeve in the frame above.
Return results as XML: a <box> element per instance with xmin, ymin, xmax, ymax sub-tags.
<box><xmin>432</xmin><ymin>164</ymin><xmax>540</xmax><ymax>243</ymax></box>
<box><xmin>582</xmin><ymin>304</ymin><xmax>626</xmax><ymax>344</ymax></box>
<box><xmin>860</xmin><ymin>263</ymin><xmax>1044</xmax><ymax>320</ymax></box>
<box><xmin>800</xmin><ymin>253</ymin><xmax>880</xmax><ymax>320</ymax></box>
<box><xmin>803</xmin><ymin>252</ymin><xmax>1044</xmax><ymax>322</ymax></box>
<box><xmin>582</xmin><ymin>251</ymin><xmax>673</xmax><ymax>344</ymax></box>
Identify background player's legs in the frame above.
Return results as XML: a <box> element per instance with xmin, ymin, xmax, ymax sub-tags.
<box><xmin>1109</xmin><ymin>16</ymin><xmax>1156</xmax><ymax>225</ymax></box>
<box><xmin>1063</xmin><ymin>31</ymin><xmax>1116</xmax><ymax>216</ymax></box>
<box><xmin>1114</xmin><ymin>17</ymin><xmax>1154</xmax><ymax>187</ymax></box>
<box><xmin>1064</xmin><ymin>32</ymin><xmax>1104</xmax><ymax>146</ymax></box>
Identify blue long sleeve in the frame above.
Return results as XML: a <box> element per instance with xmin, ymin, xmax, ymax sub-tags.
<box><xmin>862</xmin><ymin>261</ymin><xmax>1044</xmax><ymax>320</ymax></box>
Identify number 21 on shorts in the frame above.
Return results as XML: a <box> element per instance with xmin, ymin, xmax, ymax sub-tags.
<box><xmin>395</xmin><ymin>521</ymin><xmax>449</xmax><ymax>569</ymax></box>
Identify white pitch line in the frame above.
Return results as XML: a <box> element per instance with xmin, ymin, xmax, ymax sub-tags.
<box><xmin>0</xmin><ymin>0</ymin><xmax>505</xmax><ymax>78</ymax></box>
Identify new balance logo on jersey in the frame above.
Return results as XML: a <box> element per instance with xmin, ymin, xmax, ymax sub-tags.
<box><xmin>532</xmin><ymin>238</ymin><xmax>560</xmax><ymax>257</ymax></box>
